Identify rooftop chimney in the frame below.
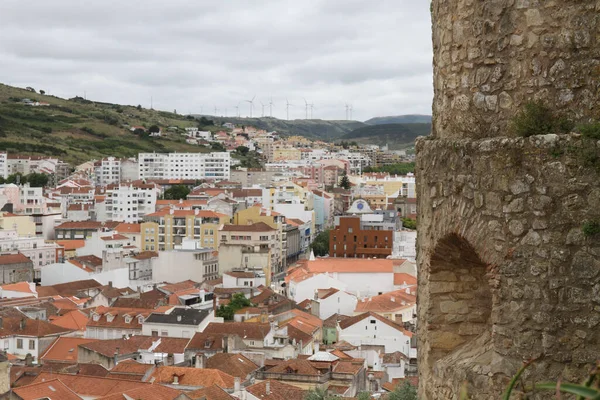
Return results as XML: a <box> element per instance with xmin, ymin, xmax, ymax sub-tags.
<box><xmin>19</xmin><ymin>318</ymin><xmax>26</xmax><ymax>330</ymax></box>
<box><xmin>234</xmin><ymin>377</ymin><xmax>241</xmax><ymax>393</ymax></box>
<box><xmin>266</xmin><ymin>381</ymin><xmax>271</xmax><ymax>395</ymax></box>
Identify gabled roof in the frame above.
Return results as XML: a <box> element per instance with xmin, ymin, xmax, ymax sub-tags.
<box><xmin>186</xmin><ymin>331</ymin><xmax>226</xmax><ymax>352</ymax></box>
<box><xmin>245</xmin><ymin>380</ymin><xmax>306</xmax><ymax>400</ymax></box>
<box><xmin>12</xmin><ymin>379</ymin><xmax>81</xmax><ymax>400</ymax></box>
<box><xmin>0</xmin><ymin>317</ymin><xmax>74</xmax><ymax>338</ymax></box>
<box><xmin>220</xmin><ymin>222</ymin><xmax>275</xmax><ymax>232</ymax></box>
<box><xmin>39</xmin><ymin>337</ymin><xmax>98</xmax><ymax>363</ymax></box>
<box><xmin>267</xmin><ymin>359</ymin><xmax>322</xmax><ymax>376</ymax></box>
<box><xmin>87</xmin><ymin>307</ymin><xmax>152</xmax><ymax>330</ymax></box>
<box><xmin>30</xmin><ymin>373</ymin><xmax>149</xmax><ymax>397</ymax></box>
<box><xmin>50</xmin><ymin>310</ymin><xmax>89</xmax><ymax>331</ymax></box>
<box><xmin>157</xmin><ymin>280</ymin><xmax>198</xmax><ymax>295</ymax></box>
<box><xmin>37</xmin><ymin>279</ymin><xmax>102</xmax><ymax>297</ymax></box>
<box><xmin>202</xmin><ymin>321</ymin><xmax>271</xmax><ymax>341</ymax></box>
<box><xmin>144</xmin><ymin>308</ymin><xmax>209</xmax><ymax>326</ymax></box>
<box><xmin>55</xmin><ymin>240</ymin><xmax>86</xmax><ymax>251</ymax></box>
<box><xmin>0</xmin><ymin>253</ymin><xmax>32</xmax><ymax>265</ymax></box>
<box><xmin>205</xmin><ymin>353</ymin><xmax>259</xmax><ymax>379</ymax></box>
<box><xmin>0</xmin><ymin>281</ymin><xmax>36</xmax><ymax>294</ymax></box>
<box><xmin>393</xmin><ymin>273</ymin><xmax>417</xmax><ymax>286</ymax></box>
<box><xmin>354</xmin><ymin>289</ymin><xmax>416</xmax><ymax>313</ymax></box>
<box><xmin>147</xmin><ymin>366</ymin><xmax>236</xmax><ymax>388</ymax></box>
<box><xmin>338</xmin><ymin>312</ymin><xmax>413</xmax><ymax>337</ymax></box>
<box><xmin>96</xmin><ymin>384</ymin><xmax>185</xmax><ymax>400</ymax></box>
<box><xmin>114</xmin><ymin>223</ymin><xmax>141</xmax><ymax>234</ymax></box>
<box><xmin>79</xmin><ymin>335</ymin><xmax>155</xmax><ymax>358</ymax></box>
<box><xmin>187</xmin><ymin>384</ymin><xmax>235</xmax><ymax>400</ymax></box>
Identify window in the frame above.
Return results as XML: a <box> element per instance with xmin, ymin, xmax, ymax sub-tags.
<box><xmin>29</xmin><ymin>340</ymin><xmax>35</xmax><ymax>350</ymax></box>
<box><xmin>161</xmin><ymin>330</ymin><xmax>168</xmax><ymax>337</ymax></box>
<box><xmin>370</xmin><ymin>319</ymin><xmax>376</xmax><ymax>324</ymax></box>
<box><xmin>17</xmin><ymin>339</ymin><xmax>23</xmax><ymax>349</ymax></box>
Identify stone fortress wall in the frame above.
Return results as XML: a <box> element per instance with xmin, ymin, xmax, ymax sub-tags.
<box><xmin>418</xmin><ymin>1</ymin><xmax>600</xmax><ymax>398</ymax></box>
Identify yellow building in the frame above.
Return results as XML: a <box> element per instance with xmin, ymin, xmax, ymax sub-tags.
<box><xmin>143</xmin><ymin>209</ymin><xmax>229</xmax><ymax>251</ymax></box>
<box><xmin>141</xmin><ymin>221</ymin><xmax>159</xmax><ymax>252</ymax></box>
<box><xmin>0</xmin><ymin>212</ymin><xmax>35</xmax><ymax>236</ymax></box>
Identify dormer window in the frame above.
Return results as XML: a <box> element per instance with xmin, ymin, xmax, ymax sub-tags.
<box><xmin>124</xmin><ymin>316</ymin><xmax>132</xmax><ymax>324</ymax></box>
<box><xmin>92</xmin><ymin>313</ymin><xmax>100</xmax><ymax>322</ymax></box>
<box><xmin>106</xmin><ymin>314</ymin><xmax>115</xmax><ymax>323</ymax></box>
<box><xmin>137</xmin><ymin>316</ymin><xmax>144</xmax><ymax>324</ymax></box>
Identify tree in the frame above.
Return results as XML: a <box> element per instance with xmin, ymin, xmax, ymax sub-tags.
<box><xmin>211</xmin><ymin>142</ymin><xmax>226</xmax><ymax>152</ymax></box>
<box><xmin>236</xmin><ymin>146</ymin><xmax>249</xmax><ymax>156</ymax></box>
<box><xmin>311</xmin><ymin>229</ymin><xmax>330</xmax><ymax>257</ymax></box>
<box><xmin>304</xmin><ymin>387</ymin><xmax>333</xmax><ymax>400</ymax></box>
<box><xmin>148</xmin><ymin>125</ymin><xmax>160</xmax><ymax>134</ymax></box>
<box><xmin>401</xmin><ymin>217</ymin><xmax>417</xmax><ymax>230</ymax></box>
<box><xmin>26</xmin><ymin>172</ymin><xmax>49</xmax><ymax>188</ymax></box>
<box><xmin>357</xmin><ymin>392</ymin><xmax>371</xmax><ymax>400</ymax></box>
<box><xmin>163</xmin><ymin>185</ymin><xmax>190</xmax><ymax>200</ymax></box>
<box><xmin>136</xmin><ymin>104</ymin><xmax>142</xmax><ymax>110</ymax></box>
<box><xmin>6</xmin><ymin>173</ymin><xmax>26</xmax><ymax>185</ymax></box>
<box><xmin>339</xmin><ymin>171</ymin><xmax>351</xmax><ymax>190</ymax></box>
<box><xmin>39</xmin><ymin>90</ymin><xmax>45</xmax><ymax>95</ymax></box>
<box><xmin>388</xmin><ymin>381</ymin><xmax>417</xmax><ymax>400</ymax></box>
<box><xmin>216</xmin><ymin>292</ymin><xmax>252</xmax><ymax>320</ymax></box>
<box><xmin>133</xmin><ymin>128</ymin><xmax>146</xmax><ymax>136</ymax></box>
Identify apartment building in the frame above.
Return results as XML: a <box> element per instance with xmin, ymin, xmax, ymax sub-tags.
<box><xmin>218</xmin><ymin>222</ymin><xmax>281</xmax><ymax>282</ymax></box>
<box><xmin>93</xmin><ymin>157</ymin><xmax>139</xmax><ymax>186</ymax></box>
<box><xmin>0</xmin><ymin>229</ymin><xmax>64</xmax><ymax>270</ymax></box>
<box><xmin>0</xmin><ymin>152</ymin><xmax>7</xmax><ymax>179</ymax></box>
<box><xmin>103</xmin><ymin>182</ymin><xmax>159</xmax><ymax>223</ymax></box>
<box><xmin>143</xmin><ymin>209</ymin><xmax>229</xmax><ymax>251</ymax></box>
<box><xmin>138</xmin><ymin>152</ymin><xmax>231</xmax><ymax>181</ymax></box>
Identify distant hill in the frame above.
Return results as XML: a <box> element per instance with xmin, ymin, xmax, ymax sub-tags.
<box><xmin>341</xmin><ymin>123</ymin><xmax>431</xmax><ymax>149</ymax></box>
<box><xmin>199</xmin><ymin>116</ymin><xmax>366</xmax><ymax>141</ymax></box>
<box><xmin>364</xmin><ymin>114</ymin><xmax>432</xmax><ymax>125</ymax></box>
<box><xmin>0</xmin><ymin>83</ymin><xmax>214</xmax><ymax>165</ymax></box>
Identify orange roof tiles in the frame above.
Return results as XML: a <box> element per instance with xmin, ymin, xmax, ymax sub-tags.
<box><xmin>246</xmin><ymin>380</ymin><xmax>306</xmax><ymax>400</ymax></box>
<box><xmin>97</xmin><ymin>384</ymin><xmax>185</xmax><ymax>400</ymax></box>
<box><xmin>31</xmin><ymin>373</ymin><xmax>149</xmax><ymax>397</ymax></box>
<box><xmin>355</xmin><ymin>289</ymin><xmax>416</xmax><ymax>313</ymax></box>
<box><xmin>39</xmin><ymin>337</ymin><xmax>98</xmax><ymax>363</ymax></box>
<box><xmin>393</xmin><ymin>273</ymin><xmax>417</xmax><ymax>286</ymax></box>
<box><xmin>0</xmin><ymin>281</ymin><xmax>36</xmax><ymax>294</ymax></box>
<box><xmin>188</xmin><ymin>384</ymin><xmax>235</xmax><ymax>400</ymax></box>
<box><xmin>101</xmin><ymin>233</ymin><xmax>130</xmax><ymax>241</ymax></box>
<box><xmin>148</xmin><ymin>366</ymin><xmax>235</xmax><ymax>388</ymax></box>
<box><xmin>55</xmin><ymin>240</ymin><xmax>86</xmax><ymax>251</ymax></box>
<box><xmin>0</xmin><ymin>253</ymin><xmax>32</xmax><ymax>265</ymax></box>
<box><xmin>50</xmin><ymin>310</ymin><xmax>89</xmax><ymax>332</ymax></box>
<box><xmin>338</xmin><ymin>312</ymin><xmax>413</xmax><ymax>337</ymax></box>
<box><xmin>221</xmin><ymin>222</ymin><xmax>275</xmax><ymax>232</ymax></box>
<box><xmin>115</xmin><ymin>223</ymin><xmax>141</xmax><ymax>234</ymax></box>
<box><xmin>12</xmin><ymin>379</ymin><xmax>81</xmax><ymax>400</ymax></box>
<box><xmin>286</xmin><ymin>258</ymin><xmax>403</xmax><ymax>283</ymax></box>
<box><xmin>205</xmin><ymin>353</ymin><xmax>259</xmax><ymax>379</ymax></box>
<box><xmin>0</xmin><ymin>317</ymin><xmax>74</xmax><ymax>338</ymax></box>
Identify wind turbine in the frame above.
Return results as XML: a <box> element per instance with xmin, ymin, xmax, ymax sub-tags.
<box><xmin>309</xmin><ymin>103</ymin><xmax>315</xmax><ymax>119</ymax></box>
<box><xmin>349</xmin><ymin>104</ymin><xmax>354</xmax><ymax>120</ymax></box>
<box><xmin>303</xmin><ymin>98</ymin><xmax>309</xmax><ymax>119</ymax></box>
<box><xmin>285</xmin><ymin>98</ymin><xmax>293</xmax><ymax>120</ymax></box>
<box><xmin>269</xmin><ymin>97</ymin><xmax>274</xmax><ymax>118</ymax></box>
<box><xmin>214</xmin><ymin>105</ymin><xmax>218</xmax><ymax>116</ymax></box>
<box><xmin>234</xmin><ymin>102</ymin><xmax>240</xmax><ymax>118</ymax></box>
<box><xmin>344</xmin><ymin>103</ymin><xmax>349</xmax><ymax>120</ymax></box>
<box><xmin>260</xmin><ymin>101</ymin><xmax>266</xmax><ymax>117</ymax></box>
<box><xmin>245</xmin><ymin>95</ymin><xmax>256</xmax><ymax>118</ymax></box>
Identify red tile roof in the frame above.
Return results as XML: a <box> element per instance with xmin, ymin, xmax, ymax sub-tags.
<box><xmin>114</xmin><ymin>223</ymin><xmax>141</xmax><ymax>234</ymax></box>
<box><xmin>0</xmin><ymin>253</ymin><xmax>32</xmax><ymax>265</ymax></box>
<box><xmin>148</xmin><ymin>366</ymin><xmax>235</xmax><ymax>388</ymax></box>
<box><xmin>393</xmin><ymin>273</ymin><xmax>417</xmax><ymax>286</ymax></box>
<box><xmin>246</xmin><ymin>380</ymin><xmax>306</xmax><ymax>400</ymax></box>
<box><xmin>338</xmin><ymin>312</ymin><xmax>413</xmax><ymax>337</ymax></box>
<box><xmin>50</xmin><ymin>310</ymin><xmax>89</xmax><ymax>332</ymax></box>
<box><xmin>201</xmin><ymin>322</ymin><xmax>272</xmax><ymax>341</ymax></box>
<box><xmin>39</xmin><ymin>337</ymin><xmax>98</xmax><ymax>363</ymax></box>
<box><xmin>220</xmin><ymin>222</ymin><xmax>275</xmax><ymax>232</ymax></box>
<box><xmin>187</xmin><ymin>384</ymin><xmax>235</xmax><ymax>400</ymax></box>
<box><xmin>0</xmin><ymin>281</ymin><xmax>36</xmax><ymax>294</ymax></box>
<box><xmin>205</xmin><ymin>353</ymin><xmax>259</xmax><ymax>379</ymax></box>
<box><xmin>96</xmin><ymin>384</ymin><xmax>185</xmax><ymax>400</ymax></box>
<box><xmin>0</xmin><ymin>317</ymin><xmax>74</xmax><ymax>338</ymax></box>
<box><xmin>31</xmin><ymin>373</ymin><xmax>149</xmax><ymax>397</ymax></box>
<box><xmin>12</xmin><ymin>379</ymin><xmax>81</xmax><ymax>400</ymax></box>
<box><xmin>354</xmin><ymin>289</ymin><xmax>416</xmax><ymax>314</ymax></box>
<box><xmin>55</xmin><ymin>240</ymin><xmax>86</xmax><ymax>251</ymax></box>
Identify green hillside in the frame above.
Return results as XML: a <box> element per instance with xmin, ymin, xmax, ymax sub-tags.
<box><xmin>364</xmin><ymin>114</ymin><xmax>432</xmax><ymax>125</ymax></box>
<box><xmin>203</xmin><ymin>116</ymin><xmax>366</xmax><ymax>140</ymax></box>
<box><xmin>0</xmin><ymin>84</ymin><xmax>215</xmax><ymax>165</ymax></box>
<box><xmin>341</xmin><ymin>123</ymin><xmax>431</xmax><ymax>149</ymax></box>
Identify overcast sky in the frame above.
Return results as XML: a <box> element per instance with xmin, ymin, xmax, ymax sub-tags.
<box><xmin>0</xmin><ymin>1</ymin><xmax>433</xmax><ymax>121</ymax></box>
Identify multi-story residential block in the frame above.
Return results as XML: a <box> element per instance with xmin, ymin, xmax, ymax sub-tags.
<box><xmin>0</xmin><ymin>152</ymin><xmax>7</xmax><ymax>179</ymax></box>
<box><xmin>140</xmin><ymin>221</ymin><xmax>159</xmax><ymax>251</ymax></box>
<box><xmin>152</xmin><ymin>239</ymin><xmax>219</xmax><ymax>283</ymax></box>
<box><xmin>0</xmin><ymin>230</ymin><xmax>64</xmax><ymax>277</ymax></box>
<box><xmin>102</xmin><ymin>182</ymin><xmax>159</xmax><ymax>223</ymax></box>
<box><xmin>143</xmin><ymin>209</ymin><xmax>228</xmax><ymax>251</ymax></box>
<box><xmin>329</xmin><ymin>216</ymin><xmax>393</xmax><ymax>259</ymax></box>
<box><xmin>138</xmin><ymin>152</ymin><xmax>231</xmax><ymax>181</ymax></box>
<box><xmin>218</xmin><ymin>222</ymin><xmax>281</xmax><ymax>282</ymax></box>
<box><xmin>0</xmin><ymin>253</ymin><xmax>34</xmax><ymax>284</ymax></box>
<box><xmin>230</xmin><ymin>169</ymin><xmax>277</xmax><ymax>187</ymax></box>
<box><xmin>93</xmin><ymin>157</ymin><xmax>139</xmax><ymax>186</ymax></box>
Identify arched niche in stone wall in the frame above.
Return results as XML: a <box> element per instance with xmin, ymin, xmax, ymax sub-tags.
<box><xmin>427</xmin><ymin>233</ymin><xmax>493</xmax><ymax>370</ymax></box>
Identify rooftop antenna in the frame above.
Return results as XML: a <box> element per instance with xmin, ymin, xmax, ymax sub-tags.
<box><xmin>269</xmin><ymin>97</ymin><xmax>274</xmax><ymax>118</ymax></box>
<box><xmin>244</xmin><ymin>95</ymin><xmax>256</xmax><ymax>118</ymax></box>
<box><xmin>285</xmin><ymin>98</ymin><xmax>293</xmax><ymax>120</ymax></box>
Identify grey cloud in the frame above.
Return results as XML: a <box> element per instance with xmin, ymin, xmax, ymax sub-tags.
<box><xmin>0</xmin><ymin>0</ymin><xmax>433</xmax><ymax>121</ymax></box>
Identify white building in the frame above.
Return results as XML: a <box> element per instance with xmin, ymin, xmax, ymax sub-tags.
<box><xmin>103</xmin><ymin>183</ymin><xmax>159</xmax><ymax>223</ymax></box>
<box><xmin>141</xmin><ymin>308</ymin><xmax>218</xmax><ymax>338</ymax></box>
<box><xmin>310</xmin><ymin>288</ymin><xmax>357</xmax><ymax>320</ymax></box>
<box><xmin>222</xmin><ymin>271</ymin><xmax>267</xmax><ymax>289</ymax></box>
<box><xmin>0</xmin><ymin>152</ymin><xmax>7</xmax><ymax>179</ymax></box>
<box><xmin>0</xmin><ymin>230</ymin><xmax>63</xmax><ymax>271</ymax></box>
<box><xmin>152</xmin><ymin>239</ymin><xmax>219</xmax><ymax>283</ymax></box>
<box><xmin>337</xmin><ymin>312</ymin><xmax>413</xmax><ymax>355</ymax></box>
<box><xmin>0</xmin><ymin>317</ymin><xmax>74</xmax><ymax>361</ymax></box>
<box><xmin>138</xmin><ymin>152</ymin><xmax>231</xmax><ymax>181</ymax></box>
<box><xmin>393</xmin><ymin>230</ymin><xmax>417</xmax><ymax>261</ymax></box>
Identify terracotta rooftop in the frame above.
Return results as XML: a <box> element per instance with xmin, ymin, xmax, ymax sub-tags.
<box><xmin>107</xmin><ymin>360</ymin><xmax>153</xmax><ymax>381</ymax></box>
<box><xmin>246</xmin><ymin>380</ymin><xmax>306</xmax><ymax>400</ymax></box>
<box><xmin>37</xmin><ymin>279</ymin><xmax>102</xmax><ymax>297</ymax></box>
<box><xmin>31</xmin><ymin>372</ymin><xmax>149</xmax><ymax>397</ymax></box>
<box><xmin>101</xmin><ymin>233</ymin><xmax>130</xmax><ymax>241</ymax></box>
<box><xmin>187</xmin><ymin>384</ymin><xmax>235</xmax><ymax>400</ymax></box>
<box><xmin>87</xmin><ymin>307</ymin><xmax>152</xmax><ymax>331</ymax></box>
<box><xmin>0</xmin><ymin>316</ymin><xmax>74</xmax><ymax>338</ymax></box>
<box><xmin>354</xmin><ymin>289</ymin><xmax>416</xmax><ymax>313</ymax></box>
<box><xmin>220</xmin><ymin>222</ymin><xmax>275</xmax><ymax>232</ymax></box>
<box><xmin>0</xmin><ymin>281</ymin><xmax>36</xmax><ymax>294</ymax></box>
<box><xmin>55</xmin><ymin>240</ymin><xmax>86</xmax><ymax>251</ymax></box>
<box><xmin>338</xmin><ymin>312</ymin><xmax>413</xmax><ymax>337</ymax></box>
<box><xmin>157</xmin><ymin>280</ymin><xmax>198</xmax><ymax>294</ymax></box>
<box><xmin>97</xmin><ymin>384</ymin><xmax>185</xmax><ymax>400</ymax></box>
<box><xmin>393</xmin><ymin>272</ymin><xmax>417</xmax><ymax>286</ymax></box>
<box><xmin>205</xmin><ymin>353</ymin><xmax>259</xmax><ymax>379</ymax></box>
<box><xmin>267</xmin><ymin>359</ymin><xmax>322</xmax><ymax>376</ymax></box>
<box><xmin>50</xmin><ymin>310</ymin><xmax>89</xmax><ymax>332</ymax></box>
<box><xmin>286</xmin><ymin>258</ymin><xmax>403</xmax><ymax>284</ymax></box>
<box><xmin>148</xmin><ymin>366</ymin><xmax>236</xmax><ymax>388</ymax></box>
<box><xmin>12</xmin><ymin>378</ymin><xmax>81</xmax><ymax>400</ymax></box>
<box><xmin>0</xmin><ymin>253</ymin><xmax>32</xmax><ymax>265</ymax></box>
<box><xmin>224</xmin><ymin>271</ymin><xmax>256</xmax><ymax>278</ymax></box>
<box><xmin>39</xmin><ymin>337</ymin><xmax>98</xmax><ymax>363</ymax></box>
<box><xmin>201</xmin><ymin>321</ymin><xmax>272</xmax><ymax>341</ymax></box>
<box><xmin>323</xmin><ymin>313</ymin><xmax>351</xmax><ymax>329</ymax></box>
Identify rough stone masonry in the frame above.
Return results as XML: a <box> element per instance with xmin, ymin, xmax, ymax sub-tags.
<box><xmin>418</xmin><ymin>1</ymin><xmax>600</xmax><ymax>399</ymax></box>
